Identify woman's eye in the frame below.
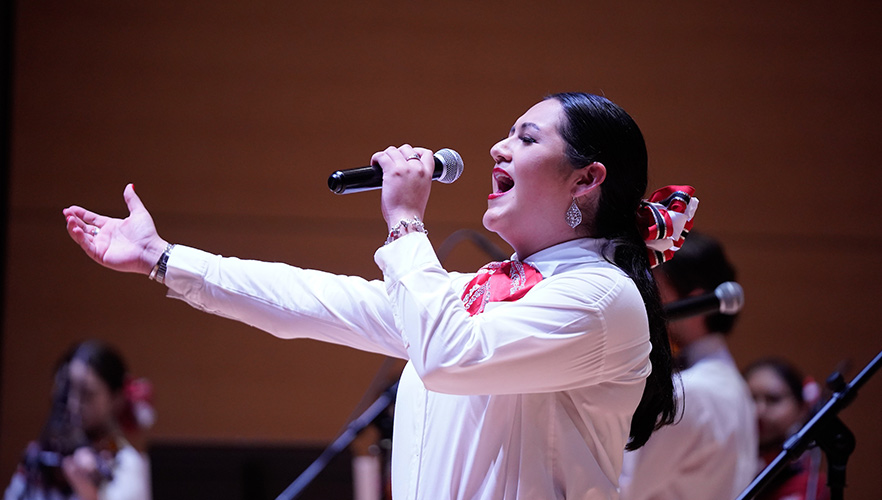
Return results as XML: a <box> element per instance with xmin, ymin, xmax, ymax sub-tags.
<box><xmin>519</xmin><ymin>136</ymin><xmax>536</xmax><ymax>144</ymax></box>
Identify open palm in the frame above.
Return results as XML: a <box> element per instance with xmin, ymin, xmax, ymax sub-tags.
<box><xmin>63</xmin><ymin>184</ymin><xmax>168</xmax><ymax>275</ymax></box>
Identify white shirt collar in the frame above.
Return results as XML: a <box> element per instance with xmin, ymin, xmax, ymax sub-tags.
<box><xmin>514</xmin><ymin>237</ymin><xmax>615</xmax><ymax>278</ymax></box>
<box><xmin>679</xmin><ymin>333</ymin><xmax>734</xmax><ymax>369</ymax></box>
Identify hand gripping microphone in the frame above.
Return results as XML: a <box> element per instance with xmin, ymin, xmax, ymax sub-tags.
<box><xmin>328</xmin><ymin>148</ymin><xmax>464</xmax><ymax>194</ymax></box>
<box><xmin>663</xmin><ymin>281</ymin><xmax>744</xmax><ymax>321</ymax></box>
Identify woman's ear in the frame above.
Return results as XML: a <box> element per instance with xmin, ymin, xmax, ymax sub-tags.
<box><xmin>572</xmin><ymin>162</ymin><xmax>606</xmax><ymax>198</ymax></box>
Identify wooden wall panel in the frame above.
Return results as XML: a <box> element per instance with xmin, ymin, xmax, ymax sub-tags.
<box><xmin>4</xmin><ymin>1</ymin><xmax>881</xmax><ymax>497</ymax></box>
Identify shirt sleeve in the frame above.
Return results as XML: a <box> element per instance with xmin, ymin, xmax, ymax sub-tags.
<box><xmin>164</xmin><ymin>245</ymin><xmax>409</xmax><ymax>359</ymax></box>
<box><xmin>375</xmin><ymin>233</ymin><xmax>651</xmax><ymax>395</ymax></box>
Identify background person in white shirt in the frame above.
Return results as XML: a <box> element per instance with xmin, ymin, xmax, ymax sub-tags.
<box><xmin>619</xmin><ymin>231</ymin><xmax>758</xmax><ymax>500</ymax></box>
<box><xmin>63</xmin><ymin>92</ymin><xmax>684</xmax><ymax>500</ymax></box>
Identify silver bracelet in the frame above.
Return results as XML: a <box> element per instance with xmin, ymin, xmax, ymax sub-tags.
<box><xmin>148</xmin><ymin>243</ymin><xmax>176</xmax><ymax>284</ymax></box>
<box><xmin>385</xmin><ymin>216</ymin><xmax>427</xmax><ymax>245</ymax></box>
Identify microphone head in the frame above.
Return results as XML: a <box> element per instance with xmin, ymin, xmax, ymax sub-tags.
<box><xmin>434</xmin><ymin>148</ymin><xmax>464</xmax><ymax>184</ymax></box>
<box><xmin>714</xmin><ymin>281</ymin><xmax>744</xmax><ymax>315</ymax></box>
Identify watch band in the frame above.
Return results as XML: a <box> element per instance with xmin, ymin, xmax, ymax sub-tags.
<box><xmin>148</xmin><ymin>243</ymin><xmax>176</xmax><ymax>284</ymax></box>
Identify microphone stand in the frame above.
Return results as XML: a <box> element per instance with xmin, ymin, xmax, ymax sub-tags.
<box><xmin>275</xmin><ymin>382</ymin><xmax>398</xmax><ymax>500</ymax></box>
<box><xmin>435</xmin><ymin>228</ymin><xmax>510</xmax><ymax>262</ymax></box>
<box><xmin>735</xmin><ymin>348</ymin><xmax>881</xmax><ymax>500</ymax></box>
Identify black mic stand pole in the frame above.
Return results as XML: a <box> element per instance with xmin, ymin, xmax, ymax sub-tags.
<box><xmin>735</xmin><ymin>348</ymin><xmax>881</xmax><ymax>500</ymax></box>
<box><xmin>275</xmin><ymin>382</ymin><xmax>399</xmax><ymax>500</ymax></box>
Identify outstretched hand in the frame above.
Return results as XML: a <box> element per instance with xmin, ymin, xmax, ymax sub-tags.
<box><xmin>63</xmin><ymin>184</ymin><xmax>169</xmax><ymax>275</ymax></box>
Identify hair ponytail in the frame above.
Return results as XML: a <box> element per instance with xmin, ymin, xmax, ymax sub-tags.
<box><xmin>549</xmin><ymin>92</ymin><xmax>677</xmax><ymax>449</ymax></box>
<box><xmin>609</xmin><ymin>229</ymin><xmax>677</xmax><ymax>450</ymax></box>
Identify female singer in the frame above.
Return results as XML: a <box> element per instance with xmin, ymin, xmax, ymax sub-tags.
<box><xmin>63</xmin><ymin>92</ymin><xmax>695</xmax><ymax>499</ymax></box>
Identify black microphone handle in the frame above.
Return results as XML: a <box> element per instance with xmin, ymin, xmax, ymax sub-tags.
<box><xmin>663</xmin><ymin>293</ymin><xmax>721</xmax><ymax>321</ymax></box>
<box><xmin>328</xmin><ymin>165</ymin><xmax>382</xmax><ymax>194</ymax></box>
<box><xmin>328</xmin><ymin>157</ymin><xmax>445</xmax><ymax>195</ymax></box>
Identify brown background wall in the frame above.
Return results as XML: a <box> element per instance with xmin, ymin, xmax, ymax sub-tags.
<box><xmin>3</xmin><ymin>1</ymin><xmax>881</xmax><ymax>498</ymax></box>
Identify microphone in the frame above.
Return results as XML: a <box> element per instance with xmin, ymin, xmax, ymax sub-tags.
<box><xmin>663</xmin><ymin>281</ymin><xmax>744</xmax><ymax>321</ymax></box>
<box><xmin>328</xmin><ymin>148</ymin><xmax>464</xmax><ymax>194</ymax></box>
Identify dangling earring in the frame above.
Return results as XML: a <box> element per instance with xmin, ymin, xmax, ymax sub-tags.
<box><xmin>565</xmin><ymin>198</ymin><xmax>582</xmax><ymax>229</ymax></box>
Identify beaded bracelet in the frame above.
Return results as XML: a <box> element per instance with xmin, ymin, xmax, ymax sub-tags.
<box><xmin>385</xmin><ymin>216</ymin><xmax>427</xmax><ymax>245</ymax></box>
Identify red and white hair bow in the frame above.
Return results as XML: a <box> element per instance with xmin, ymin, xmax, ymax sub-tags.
<box><xmin>637</xmin><ymin>185</ymin><xmax>699</xmax><ymax>268</ymax></box>
<box><xmin>121</xmin><ymin>376</ymin><xmax>156</xmax><ymax>432</ymax></box>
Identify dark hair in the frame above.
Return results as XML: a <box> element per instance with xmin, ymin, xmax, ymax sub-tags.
<box><xmin>38</xmin><ymin>340</ymin><xmax>128</xmax><ymax>456</ymax></box>
<box><xmin>24</xmin><ymin>341</ymin><xmax>128</xmax><ymax>491</ymax></box>
<box><xmin>655</xmin><ymin>231</ymin><xmax>738</xmax><ymax>334</ymax></box>
<box><xmin>744</xmin><ymin>357</ymin><xmax>806</xmax><ymax>405</ymax></box>
<box><xmin>548</xmin><ymin>92</ymin><xmax>676</xmax><ymax>450</ymax></box>
<box><xmin>28</xmin><ymin>362</ymin><xmax>86</xmax><ymax>492</ymax></box>
<box><xmin>63</xmin><ymin>339</ymin><xmax>128</xmax><ymax>393</ymax></box>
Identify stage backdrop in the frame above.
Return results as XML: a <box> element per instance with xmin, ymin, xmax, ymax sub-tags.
<box><xmin>3</xmin><ymin>1</ymin><xmax>881</xmax><ymax>498</ymax></box>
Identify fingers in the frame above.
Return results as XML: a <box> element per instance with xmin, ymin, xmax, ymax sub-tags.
<box><xmin>372</xmin><ymin>144</ymin><xmax>433</xmax><ymax>175</ymax></box>
<box><xmin>72</xmin><ymin>447</ymin><xmax>99</xmax><ymax>471</ymax></box>
<box><xmin>395</xmin><ymin>144</ymin><xmax>430</xmax><ymax>166</ymax></box>
<box><xmin>63</xmin><ymin>205</ymin><xmax>103</xmax><ymax>226</ymax></box>
<box><xmin>64</xmin><ymin>209</ymin><xmax>89</xmax><ymax>238</ymax></box>
<box><xmin>63</xmin><ymin>184</ymin><xmax>138</xmax><ymax>240</ymax></box>
<box><xmin>65</xmin><ymin>213</ymin><xmax>99</xmax><ymax>260</ymax></box>
<box><xmin>412</xmin><ymin>146</ymin><xmax>433</xmax><ymax>162</ymax></box>
<box><xmin>123</xmin><ymin>183</ymin><xmax>146</xmax><ymax>216</ymax></box>
<box><xmin>64</xmin><ymin>212</ymin><xmax>87</xmax><ymax>244</ymax></box>
<box><xmin>62</xmin><ymin>448</ymin><xmax>101</xmax><ymax>495</ymax></box>
<box><xmin>62</xmin><ymin>185</ymin><xmax>131</xmax><ymax>260</ymax></box>
<box><xmin>370</xmin><ymin>145</ymin><xmax>407</xmax><ymax>167</ymax></box>
<box><xmin>63</xmin><ymin>206</ymin><xmax>104</xmax><ymax>242</ymax></box>
<box><xmin>378</xmin><ymin>145</ymin><xmax>433</xmax><ymax>227</ymax></box>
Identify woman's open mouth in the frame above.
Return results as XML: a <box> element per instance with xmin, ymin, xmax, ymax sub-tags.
<box><xmin>489</xmin><ymin>167</ymin><xmax>514</xmax><ymax>199</ymax></box>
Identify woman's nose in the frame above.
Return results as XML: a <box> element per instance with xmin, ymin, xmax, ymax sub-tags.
<box><xmin>490</xmin><ymin>138</ymin><xmax>510</xmax><ymax>163</ymax></box>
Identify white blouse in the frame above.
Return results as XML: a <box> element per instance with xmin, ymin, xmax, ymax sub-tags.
<box><xmin>165</xmin><ymin>233</ymin><xmax>652</xmax><ymax>500</ymax></box>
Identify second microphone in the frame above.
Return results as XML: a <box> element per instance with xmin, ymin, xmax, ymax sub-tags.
<box><xmin>328</xmin><ymin>148</ymin><xmax>464</xmax><ymax>195</ymax></box>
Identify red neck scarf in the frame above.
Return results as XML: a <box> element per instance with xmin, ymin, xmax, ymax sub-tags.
<box><xmin>461</xmin><ymin>260</ymin><xmax>543</xmax><ymax>316</ymax></box>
